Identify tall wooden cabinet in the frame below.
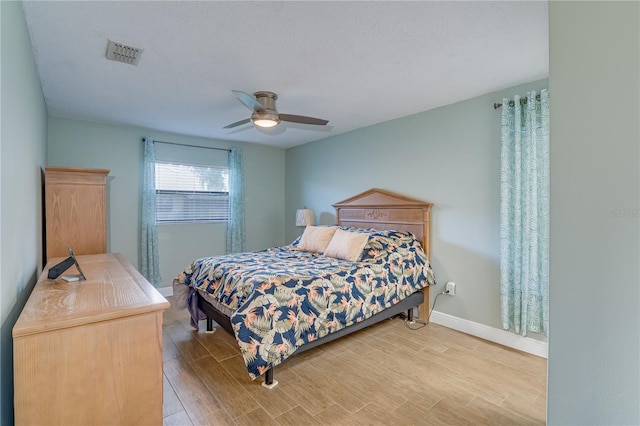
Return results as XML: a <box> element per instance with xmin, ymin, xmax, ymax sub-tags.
<box><xmin>44</xmin><ymin>166</ymin><xmax>110</xmax><ymax>261</ymax></box>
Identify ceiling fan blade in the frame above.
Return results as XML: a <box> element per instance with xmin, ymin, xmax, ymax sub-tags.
<box><xmin>279</xmin><ymin>114</ymin><xmax>329</xmax><ymax>126</ymax></box>
<box><xmin>231</xmin><ymin>90</ymin><xmax>263</xmax><ymax>111</ymax></box>
<box><xmin>223</xmin><ymin>118</ymin><xmax>251</xmax><ymax>129</ymax></box>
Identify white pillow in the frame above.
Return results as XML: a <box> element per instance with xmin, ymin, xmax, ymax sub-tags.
<box><xmin>324</xmin><ymin>229</ymin><xmax>370</xmax><ymax>261</ymax></box>
<box><xmin>296</xmin><ymin>226</ymin><xmax>338</xmax><ymax>253</ymax></box>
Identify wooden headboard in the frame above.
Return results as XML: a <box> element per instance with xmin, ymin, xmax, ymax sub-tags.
<box><xmin>333</xmin><ymin>188</ymin><xmax>433</xmax><ymax>320</ymax></box>
<box><xmin>333</xmin><ymin>188</ymin><xmax>432</xmax><ymax>260</ymax></box>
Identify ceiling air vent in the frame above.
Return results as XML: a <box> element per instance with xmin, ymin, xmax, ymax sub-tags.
<box><xmin>106</xmin><ymin>40</ymin><xmax>143</xmax><ymax>66</ymax></box>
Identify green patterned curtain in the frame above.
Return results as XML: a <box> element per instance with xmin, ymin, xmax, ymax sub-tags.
<box><xmin>500</xmin><ymin>90</ymin><xmax>549</xmax><ymax>336</ymax></box>
<box><xmin>226</xmin><ymin>147</ymin><xmax>245</xmax><ymax>253</ymax></box>
<box><xmin>141</xmin><ymin>137</ymin><xmax>162</xmax><ymax>286</ymax></box>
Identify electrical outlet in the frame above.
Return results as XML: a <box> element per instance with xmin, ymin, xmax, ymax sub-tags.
<box><xmin>445</xmin><ymin>281</ymin><xmax>456</xmax><ymax>296</ymax></box>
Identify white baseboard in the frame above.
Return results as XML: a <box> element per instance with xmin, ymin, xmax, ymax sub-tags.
<box><xmin>429</xmin><ymin>311</ymin><xmax>548</xmax><ymax>359</ymax></box>
<box><xmin>157</xmin><ymin>286</ymin><xmax>174</xmax><ymax>297</ymax></box>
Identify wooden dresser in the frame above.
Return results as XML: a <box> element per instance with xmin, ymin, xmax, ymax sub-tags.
<box><xmin>44</xmin><ymin>166</ymin><xmax>110</xmax><ymax>262</ymax></box>
<box><xmin>13</xmin><ymin>253</ymin><xmax>169</xmax><ymax>425</ymax></box>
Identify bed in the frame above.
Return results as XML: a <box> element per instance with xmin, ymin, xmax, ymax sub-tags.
<box><xmin>173</xmin><ymin>188</ymin><xmax>435</xmax><ymax>388</ymax></box>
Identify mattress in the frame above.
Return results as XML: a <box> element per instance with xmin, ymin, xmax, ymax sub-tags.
<box><xmin>173</xmin><ymin>228</ymin><xmax>436</xmax><ymax>378</ymax></box>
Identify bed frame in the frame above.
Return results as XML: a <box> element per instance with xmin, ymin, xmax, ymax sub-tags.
<box><xmin>197</xmin><ymin>188</ymin><xmax>433</xmax><ymax>388</ymax></box>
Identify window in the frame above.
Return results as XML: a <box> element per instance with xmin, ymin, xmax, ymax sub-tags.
<box><xmin>155</xmin><ymin>162</ymin><xmax>229</xmax><ymax>223</ymax></box>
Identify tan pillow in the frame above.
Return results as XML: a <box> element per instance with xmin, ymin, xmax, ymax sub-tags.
<box><xmin>297</xmin><ymin>226</ymin><xmax>338</xmax><ymax>253</ymax></box>
<box><xmin>324</xmin><ymin>229</ymin><xmax>370</xmax><ymax>261</ymax></box>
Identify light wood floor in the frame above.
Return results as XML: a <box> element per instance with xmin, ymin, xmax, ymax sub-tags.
<box><xmin>162</xmin><ymin>297</ymin><xmax>547</xmax><ymax>425</ymax></box>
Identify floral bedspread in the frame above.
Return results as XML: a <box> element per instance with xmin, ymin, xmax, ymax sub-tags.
<box><xmin>174</xmin><ymin>228</ymin><xmax>436</xmax><ymax>379</ymax></box>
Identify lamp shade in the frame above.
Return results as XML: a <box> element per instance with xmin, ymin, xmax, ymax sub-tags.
<box><xmin>295</xmin><ymin>208</ymin><xmax>316</xmax><ymax>226</ymax></box>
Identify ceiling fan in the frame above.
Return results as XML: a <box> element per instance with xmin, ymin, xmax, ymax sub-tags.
<box><xmin>223</xmin><ymin>90</ymin><xmax>329</xmax><ymax>129</ymax></box>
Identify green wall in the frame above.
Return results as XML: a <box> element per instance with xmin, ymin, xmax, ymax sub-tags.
<box><xmin>0</xmin><ymin>1</ymin><xmax>48</xmax><ymax>424</ymax></box>
<box><xmin>286</xmin><ymin>78</ymin><xmax>548</xmax><ymax>337</ymax></box>
<box><xmin>47</xmin><ymin>117</ymin><xmax>286</xmax><ymax>288</ymax></box>
<box><xmin>548</xmin><ymin>2</ymin><xmax>639</xmax><ymax>424</ymax></box>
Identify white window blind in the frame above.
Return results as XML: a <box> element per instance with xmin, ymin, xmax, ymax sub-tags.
<box><xmin>155</xmin><ymin>162</ymin><xmax>229</xmax><ymax>223</ymax></box>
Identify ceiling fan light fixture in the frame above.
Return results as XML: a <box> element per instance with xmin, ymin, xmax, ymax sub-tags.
<box><xmin>224</xmin><ymin>90</ymin><xmax>328</xmax><ymax>130</ymax></box>
<box><xmin>253</xmin><ymin>118</ymin><xmax>280</xmax><ymax>128</ymax></box>
<box><xmin>251</xmin><ymin>109</ymin><xmax>280</xmax><ymax>128</ymax></box>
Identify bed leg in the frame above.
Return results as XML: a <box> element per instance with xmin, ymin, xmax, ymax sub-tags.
<box><xmin>407</xmin><ymin>308</ymin><xmax>414</xmax><ymax>322</ymax></box>
<box><xmin>261</xmin><ymin>368</ymin><xmax>278</xmax><ymax>389</ymax></box>
<box><xmin>205</xmin><ymin>317</ymin><xmax>215</xmax><ymax>334</ymax></box>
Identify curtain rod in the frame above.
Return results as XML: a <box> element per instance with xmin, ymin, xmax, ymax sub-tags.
<box><xmin>493</xmin><ymin>93</ymin><xmax>542</xmax><ymax>110</ymax></box>
<box><xmin>143</xmin><ymin>138</ymin><xmax>231</xmax><ymax>153</ymax></box>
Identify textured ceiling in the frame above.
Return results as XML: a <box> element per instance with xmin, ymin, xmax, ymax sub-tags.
<box><xmin>22</xmin><ymin>1</ymin><xmax>548</xmax><ymax>149</ymax></box>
